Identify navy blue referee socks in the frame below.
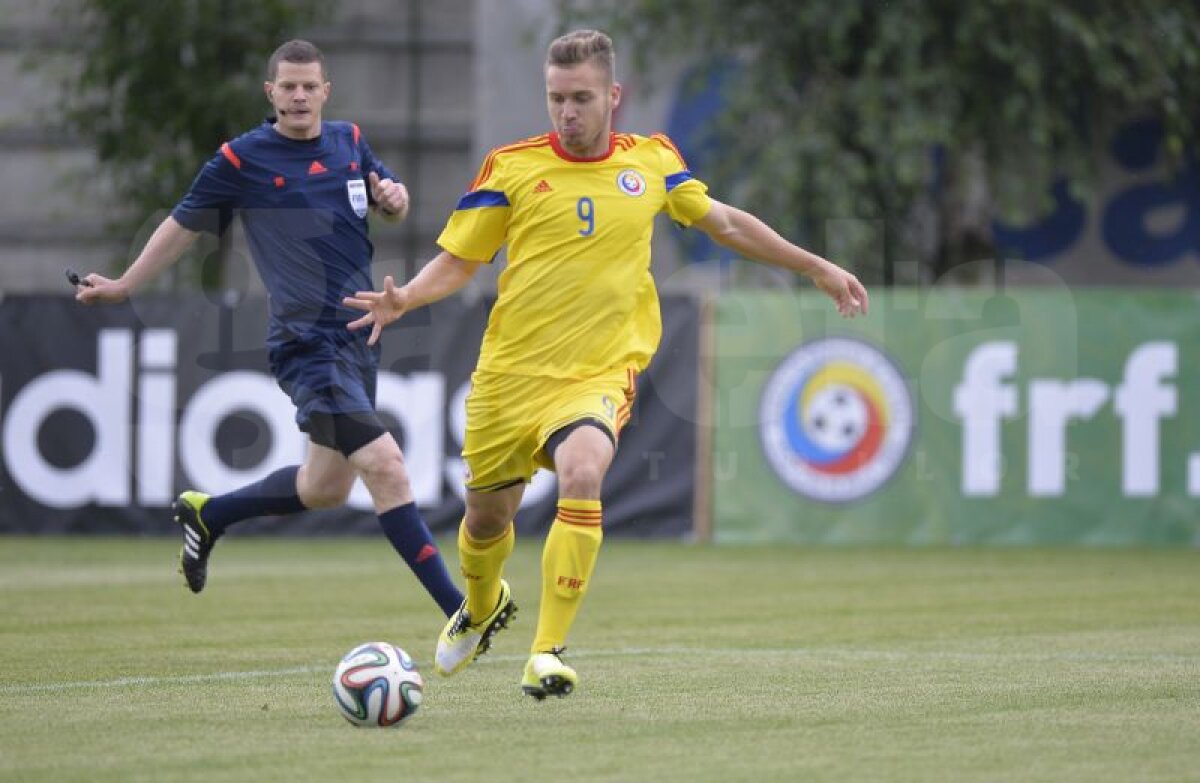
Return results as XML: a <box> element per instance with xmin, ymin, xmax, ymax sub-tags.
<box><xmin>378</xmin><ymin>502</ymin><xmax>464</xmax><ymax>617</ymax></box>
<box><xmin>200</xmin><ymin>465</ymin><xmax>306</xmax><ymax>537</ymax></box>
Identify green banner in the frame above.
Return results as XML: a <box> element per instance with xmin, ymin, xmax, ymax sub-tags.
<box><xmin>712</xmin><ymin>287</ymin><xmax>1200</xmax><ymax>546</ymax></box>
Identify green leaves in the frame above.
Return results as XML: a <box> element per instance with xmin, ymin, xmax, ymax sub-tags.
<box><xmin>559</xmin><ymin>0</ymin><xmax>1200</xmax><ymax>281</ymax></box>
<box><xmin>52</xmin><ymin>0</ymin><xmax>327</xmax><ymax>286</ymax></box>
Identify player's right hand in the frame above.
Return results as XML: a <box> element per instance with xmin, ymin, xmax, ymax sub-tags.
<box><xmin>74</xmin><ymin>274</ymin><xmax>132</xmax><ymax>305</ymax></box>
<box><xmin>344</xmin><ymin>275</ymin><xmax>410</xmax><ymax>346</ymax></box>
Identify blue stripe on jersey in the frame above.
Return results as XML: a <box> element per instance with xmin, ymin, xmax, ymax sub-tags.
<box><xmin>456</xmin><ymin>189</ymin><xmax>510</xmax><ymax>210</ymax></box>
<box><xmin>665</xmin><ymin>171</ymin><xmax>693</xmax><ymax>192</ymax></box>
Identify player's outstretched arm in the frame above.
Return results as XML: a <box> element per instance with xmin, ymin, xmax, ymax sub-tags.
<box><xmin>74</xmin><ymin>216</ymin><xmax>201</xmax><ymax>305</ymax></box>
<box><xmin>344</xmin><ymin>250</ymin><xmax>482</xmax><ymax>346</ymax></box>
<box><xmin>694</xmin><ymin>199</ymin><xmax>869</xmax><ymax>318</ymax></box>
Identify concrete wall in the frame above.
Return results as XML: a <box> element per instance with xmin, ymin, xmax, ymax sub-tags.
<box><xmin>0</xmin><ymin>0</ymin><xmax>478</xmax><ymax>294</ymax></box>
<box><xmin>0</xmin><ymin>1</ymin><xmax>118</xmax><ymax>292</ymax></box>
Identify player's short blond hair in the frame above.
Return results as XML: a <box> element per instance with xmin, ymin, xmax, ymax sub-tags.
<box><xmin>545</xmin><ymin>29</ymin><xmax>615</xmax><ymax>82</ymax></box>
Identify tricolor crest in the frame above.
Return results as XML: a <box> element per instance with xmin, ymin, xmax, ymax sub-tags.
<box><xmin>616</xmin><ymin>169</ymin><xmax>646</xmax><ymax>197</ymax></box>
<box><xmin>759</xmin><ymin>337</ymin><xmax>914</xmax><ymax>503</ymax></box>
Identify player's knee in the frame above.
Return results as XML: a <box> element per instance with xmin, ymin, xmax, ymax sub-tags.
<box><xmin>556</xmin><ymin>459</ymin><xmax>605</xmax><ymax>497</ymax></box>
<box><xmin>464</xmin><ymin>508</ymin><xmax>509</xmax><ymax>538</ymax></box>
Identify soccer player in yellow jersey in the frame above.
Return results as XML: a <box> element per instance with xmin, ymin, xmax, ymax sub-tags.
<box><xmin>344</xmin><ymin>29</ymin><xmax>868</xmax><ymax>700</ymax></box>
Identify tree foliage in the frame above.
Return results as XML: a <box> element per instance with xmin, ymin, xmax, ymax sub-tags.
<box><xmin>54</xmin><ymin>0</ymin><xmax>327</xmax><ymax>286</ymax></box>
<box><xmin>558</xmin><ymin>0</ymin><xmax>1200</xmax><ymax>282</ymax></box>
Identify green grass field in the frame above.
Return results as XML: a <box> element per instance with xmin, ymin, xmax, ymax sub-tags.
<box><xmin>1</xmin><ymin>537</ymin><xmax>1197</xmax><ymax>782</ymax></box>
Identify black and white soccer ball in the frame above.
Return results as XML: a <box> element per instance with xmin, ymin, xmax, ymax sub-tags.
<box><xmin>332</xmin><ymin>642</ymin><xmax>424</xmax><ymax>728</ymax></box>
<box><xmin>803</xmin><ymin>383</ymin><xmax>869</xmax><ymax>452</ymax></box>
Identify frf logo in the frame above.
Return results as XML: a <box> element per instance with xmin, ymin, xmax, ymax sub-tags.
<box><xmin>759</xmin><ymin>337</ymin><xmax>914</xmax><ymax>503</ymax></box>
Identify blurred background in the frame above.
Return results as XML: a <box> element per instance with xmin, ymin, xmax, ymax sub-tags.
<box><xmin>2</xmin><ymin>0</ymin><xmax>1199</xmax><ymax>546</ymax></box>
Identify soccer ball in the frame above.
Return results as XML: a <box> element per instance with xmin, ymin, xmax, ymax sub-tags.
<box><xmin>332</xmin><ymin>642</ymin><xmax>424</xmax><ymax>728</ymax></box>
<box><xmin>804</xmin><ymin>383</ymin><xmax>869</xmax><ymax>452</ymax></box>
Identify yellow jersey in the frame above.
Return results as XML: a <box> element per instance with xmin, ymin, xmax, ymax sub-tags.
<box><xmin>436</xmin><ymin>131</ymin><xmax>711</xmax><ymax>379</ymax></box>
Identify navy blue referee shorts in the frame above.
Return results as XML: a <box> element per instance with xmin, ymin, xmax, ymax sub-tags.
<box><xmin>269</xmin><ymin>331</ymin><xmax>381</xmax><ymax>433</ymax></box>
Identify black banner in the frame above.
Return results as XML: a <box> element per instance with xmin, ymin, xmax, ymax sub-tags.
<box><xmin>0</xmin><ymin>294</ymin><xmax>697</xmax><ymax>537</ymax></box>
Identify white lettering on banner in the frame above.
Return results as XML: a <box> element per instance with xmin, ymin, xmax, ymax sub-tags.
<box><xmin>4</xmin><ymin>330</ymin><xmax>133</xmax><ymax>507</ymax></box>
<box><xmin>953</xmin><ymin>342</ymin><xmax>1018</xmax><ymax>496</ymax></box>
<box><xmin>137</xmin><ymin>330</ymin><xmax>177</xmax><ymax>505</ymax></box>
<box><xmin>12</xmin><ymin>330</ymin><xmax>1191</xmax><ymax>509</ymax></box>
<box><xmin>1113</xmin><ymin>343</ymin><xmax>1177</xmax><ymax>496</ymax></box>
<box><xmin>0</xmin><ymin>328</ymin><xmax>559</xmax><ymax>511</ymax></box>
<box><xmin>954</xmin><ymin>340</ymin><xmax>1184</xmax><ymax>498</ymax></box>
<box><xmin>178</xmin><ymin>372</ymin><xmax>306</xmax><ymax>493</ymax></box>
<box><xmin>1027</xmin><ymin>380</ymin><xmax>1109</xmax><ymax>496</ymax></box>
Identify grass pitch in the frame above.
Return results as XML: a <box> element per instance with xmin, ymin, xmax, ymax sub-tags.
<box><xmin>1</xmin><ymin>537</ymin><xmax>1197</xmax><ymax>782</ymax></box>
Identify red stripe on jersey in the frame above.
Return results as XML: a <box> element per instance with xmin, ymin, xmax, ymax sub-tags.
<box><xmin>470</xmin><ymin>152</ymin><xmax>499</xmax><ymax>191</ymax></box>
<box><xmin>352</xmin><ymin>123</ymin><xmax>361</xmax><ymax>146</ymax></box>
<box><xmin>470</xmin><ymin>138</ymin><xmax>547</xmax><ymax>189</ymax></box>
<box><xmin>470</xmin><ymin>135</ymin><xmax>551</xmax><ymax>190</ymax></box>
<box><xmin>473</xmin><ymin>136</ymin><xmax>549</xmax><ymax>186</ymax></box>
<box><xmin>220</xmin><ymin>142</ymin><xmax>242</xmax><ymax>169</ymax></box>
<box><xmin>651</xmin><ymin>133</ymin><xmax>688</xmax><ymax>168</ymax></box>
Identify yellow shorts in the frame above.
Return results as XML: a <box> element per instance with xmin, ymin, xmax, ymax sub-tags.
<box><xmin>462</xmin><ymin>366</ymin><xmax>638</xmax><ymax>491</ymax></box>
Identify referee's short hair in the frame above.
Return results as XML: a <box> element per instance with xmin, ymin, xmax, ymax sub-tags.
<box><xmin>268</xmin><ymin>39</ymin><xmax>326</xmax><ymax>81</ymax></box>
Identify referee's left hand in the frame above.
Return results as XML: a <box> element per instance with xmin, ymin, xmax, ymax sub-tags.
<box><xmin>369</xmin><ymin>171</ymin><xmax>409</xmax><ymax>221</ymax></box>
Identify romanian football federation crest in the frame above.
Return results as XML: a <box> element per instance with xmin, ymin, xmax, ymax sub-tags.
<box><xmin>616</xmin><ymin>169</ymin><xmax>646</xmax><ymax>197</ymax></box>
<box><xmin>759</xmin><ymin>337</ymin><xmax>914</xmax><ymax>503</ymax></box>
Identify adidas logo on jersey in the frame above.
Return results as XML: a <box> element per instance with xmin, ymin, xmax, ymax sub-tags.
<box><xmin>533</xmin><ymin>179</ymin><xmax>552</xmax><ymax>193</ymax></box>
<box><xmin>308</xmin><ymin>160</ymin><xmax>327</xmax><ymax>175</ymax></box>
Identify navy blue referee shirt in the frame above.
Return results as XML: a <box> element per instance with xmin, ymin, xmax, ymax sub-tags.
<box><xmin>172</xmin><ymin>119</ymin><xmax>398</xmax><ymax>347</ymax></box>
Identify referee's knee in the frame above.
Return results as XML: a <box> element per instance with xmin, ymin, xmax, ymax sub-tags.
<box><xmin>302</xmin><ymin>485</ymin><xmax>352</xmax><ymax>509</ymax></box>
<box><xmin>297</xmin><ymin>463</ymin><xmax>356</xmax><ymax>508</ymax></box>
<box><xmin>298</xmin><ymin>471</ymin><xmax>355</xmax><ymax>508</ymax></box>
<box><xmin>355</xmin><ymin>449</ymin><xmax>412</xmax><ymax>497</ymax></box>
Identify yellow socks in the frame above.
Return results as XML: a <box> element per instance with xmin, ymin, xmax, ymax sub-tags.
<box><xmin>457</xmin><ymin>498</ymin><xmax>604</xmax><ymax>651</ymax></box>
<box><xmin>532</xmin><ymin>498</ymin><xmax>603</xmax><ymax>653</ymax></box>
<box><xmin>458</xmin><ymin>520</ymin><xmax>514</xmax><ymax>620</ymax></box>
